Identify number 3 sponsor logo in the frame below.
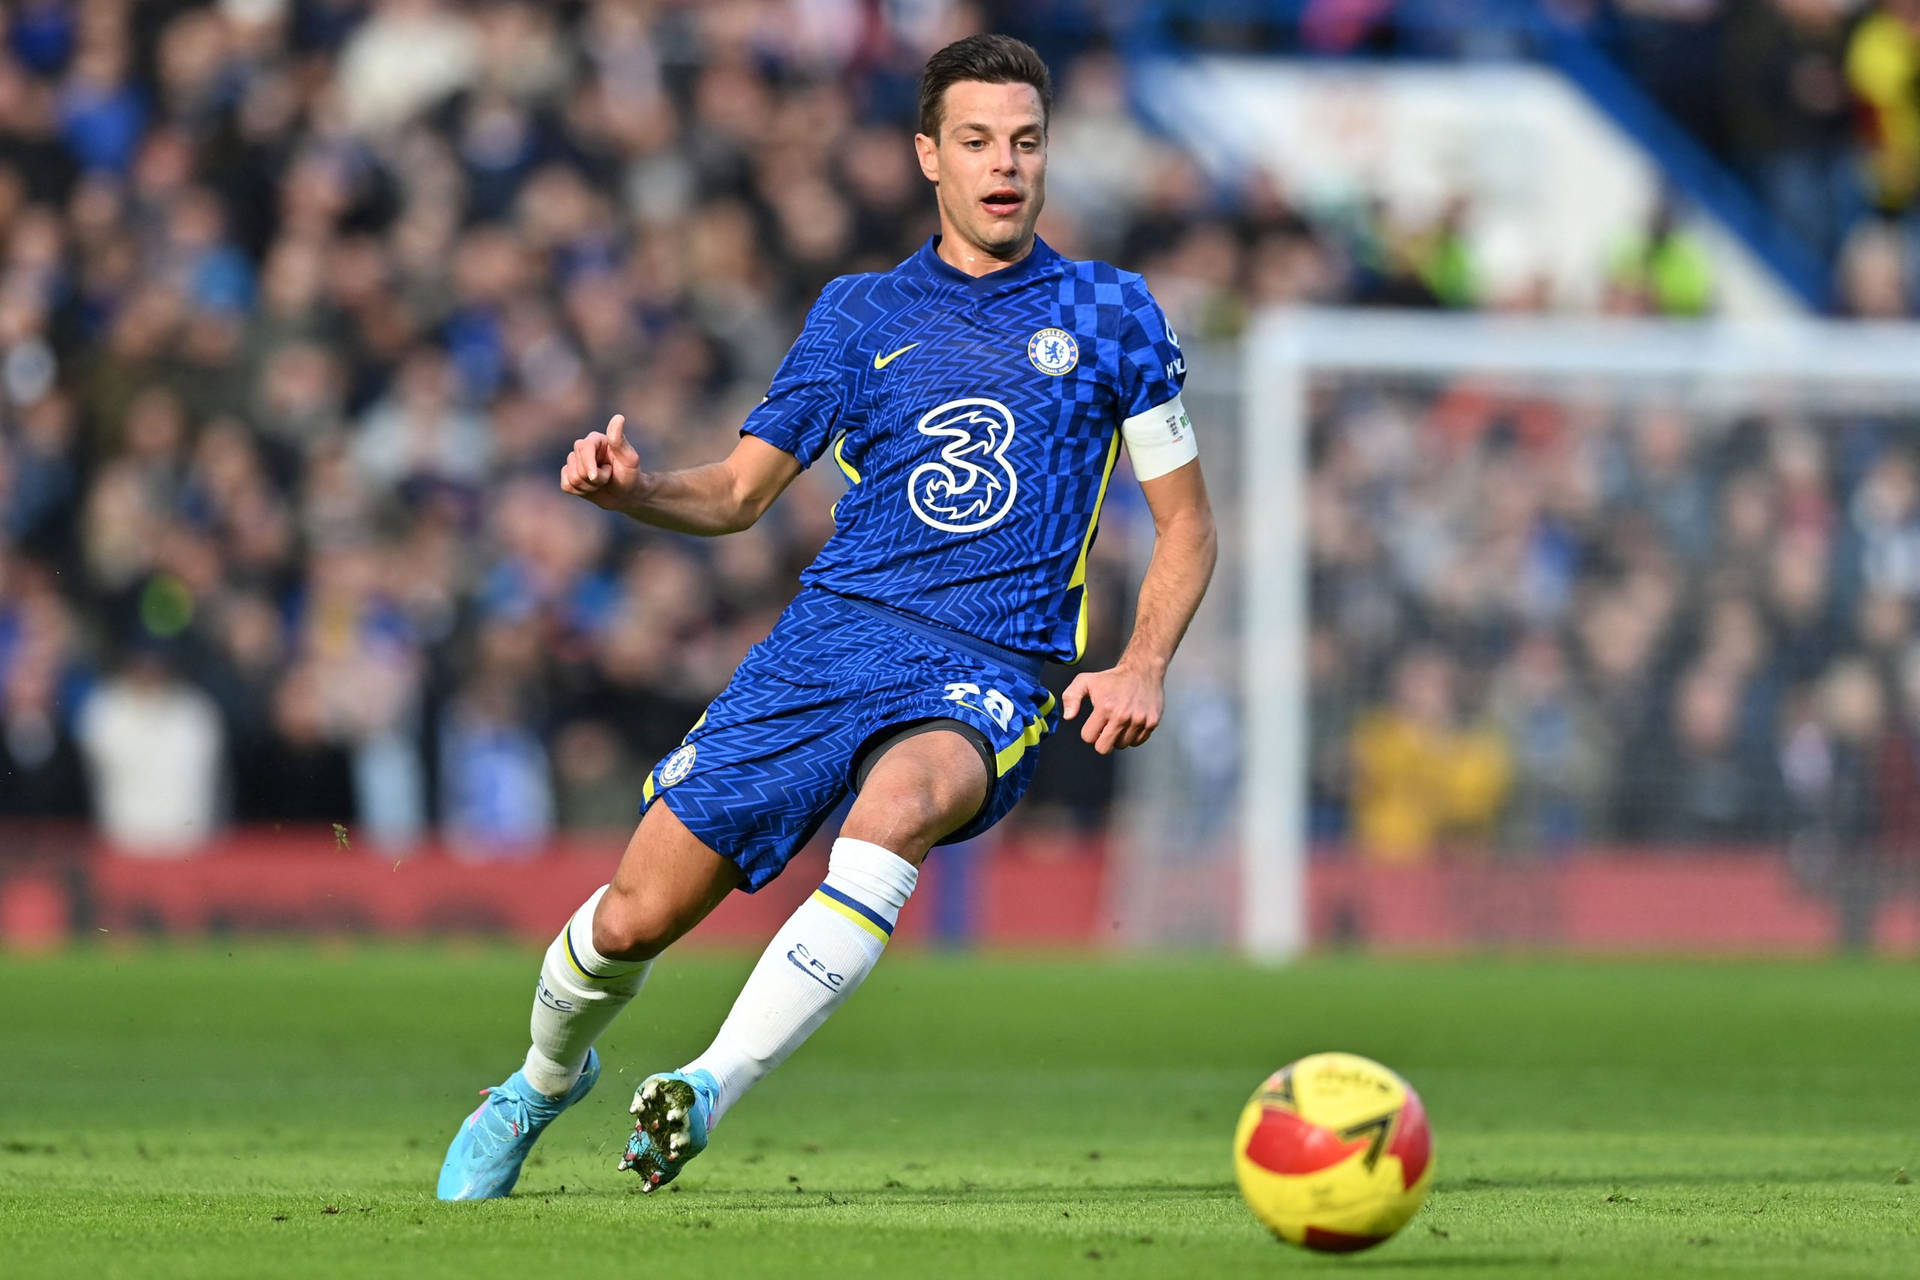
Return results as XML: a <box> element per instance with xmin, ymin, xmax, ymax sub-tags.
<box><xmin>908</xmin><ymin>398</ymin><xmax>1019</xmax><ymax>534</ymax></box>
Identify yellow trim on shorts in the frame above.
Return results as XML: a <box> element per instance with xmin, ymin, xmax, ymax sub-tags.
<box><xmin>995</xmin><ymin>693</ymin><xmax>1058</xmax><ymax>777</ymax></box>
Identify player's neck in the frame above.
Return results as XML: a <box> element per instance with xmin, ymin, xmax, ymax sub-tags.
<box><xmin>933</xmin><ymin>228</ymin><xmax>1035</xmax><ymax>278</ymax></box>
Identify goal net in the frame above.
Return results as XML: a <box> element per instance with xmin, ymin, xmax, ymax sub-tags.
<box><xmin>1110</xmin><ymin>310</ymin><xmax>1920</xmax><ymax>957</ymax></box>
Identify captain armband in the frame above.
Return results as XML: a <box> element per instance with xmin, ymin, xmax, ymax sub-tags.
<box><xmin>1119</xmin><ymin>393</ymin><xmax>1199</xmax><ymax>482</ymax></box>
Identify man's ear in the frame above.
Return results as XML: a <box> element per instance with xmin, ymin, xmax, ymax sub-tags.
<box><xmin>914</xmin><ymin>132</ymin><xmax>940</xmax><ymax>185</ymax></box>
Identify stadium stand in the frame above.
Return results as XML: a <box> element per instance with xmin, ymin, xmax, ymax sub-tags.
<box><xmin>3</xmin><ymin>0</ymin><xmax>1918</xmax><ymax>888</ymax></box>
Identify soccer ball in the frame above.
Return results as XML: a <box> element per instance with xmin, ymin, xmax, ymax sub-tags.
<box><xmin>1233</xmin><ymin>1052</ymin><xmax>1435</xmax><ymax>1252</ymax></box>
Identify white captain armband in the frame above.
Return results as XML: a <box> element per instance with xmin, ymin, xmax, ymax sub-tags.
<box><xmin>1119</xmin><ymin>393</ymin><xmax>1199</xmax><ymax>481</ymax></box>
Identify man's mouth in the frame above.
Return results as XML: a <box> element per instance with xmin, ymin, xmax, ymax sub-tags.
<box><xmin>981</xmin><ymin>189</ymin><xmax>1024</xmax><ymax>217</ymax></box>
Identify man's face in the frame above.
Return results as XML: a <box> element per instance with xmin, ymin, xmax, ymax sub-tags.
<box><xmin>914</xmin><ymin>80</ymin><xmax>1047</xmax><ymax>261</ymax></box>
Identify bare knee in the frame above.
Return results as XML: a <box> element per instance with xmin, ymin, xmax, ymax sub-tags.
<box><xmin>845</xmin><ymin>778</ymin><xmax>951</xmax><ymax>858</ymax></box>
<box><xmin>591</xmin><ymin>883</ymin><xmax>683</xmax><ymax>962</ymax></box>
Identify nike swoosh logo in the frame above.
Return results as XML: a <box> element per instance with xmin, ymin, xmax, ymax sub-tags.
<box><xmin>873</xmin><ymin>342</ymin><xmax>921</xmax><ymax>370</ymax></box>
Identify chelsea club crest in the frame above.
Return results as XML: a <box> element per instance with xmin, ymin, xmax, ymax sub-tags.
<box><xmin>660</xmin><ymin>744</ymin><xmax>697</xmax><ymax>786</ymax></box>
<box><xmin>1027</xmin><ymin>328</ymin><xmax>1079</xmax><ymax>376</ymax></box>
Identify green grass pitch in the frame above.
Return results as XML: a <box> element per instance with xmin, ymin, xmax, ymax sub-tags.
<box><xmin>2</xmin><ymin>946</ymin><xmax>1914</xmax><ymax>1278</ymax></box>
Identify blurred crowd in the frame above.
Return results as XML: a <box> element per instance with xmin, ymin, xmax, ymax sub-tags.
<box><xmin>0</xmin><ymin>0</ymin><xmax>1676</xmax><ymax>856</ymax></box>
<box><xmin>1306</xmin><ymin>378</ymin><xmax>1920</xmax><ymax>870</ymax></box>
<box><xmin>0</xmin><ymin>0</ymin><xmax>1019</xmax><ymax>852</ymax></box>
<box><xmin>1147</xmin><ymin>0</ymin><xmax>1920</xmax><ymax>315</ymax></box>
<box><xmin>3</xmin><ymin>0</ymin><xmax>1917</xmax><ymax>861</ymax></box>
<box><xmin>1591</xmin><ymin>0</ymin><xmax>1920</xmax><ymax>314</ymax></box>
<box><xmin>0</xmin><ymin>0</ymin><xmax>1235</xmax><ymax>854</ymax></box>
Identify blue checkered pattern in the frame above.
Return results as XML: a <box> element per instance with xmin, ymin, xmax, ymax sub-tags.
<box><xmin>744</xmin><ymin>236</ymin><xmax>1184</xmax><ymax>664</ymax></box>
<box><xmin>641</xmin><ymin>590</ymin><xmax>1058</xmax><ymax>891</ymax></box>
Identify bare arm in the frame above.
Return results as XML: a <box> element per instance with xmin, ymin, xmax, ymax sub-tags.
<box><xmin>1061</xmin><ymin>458</ymin><xmax>1217</xmax><ymax>755</ymax></box>
<box><xmin>560</xmin><ymin>414</ymin><xmax>802</xmax><ymax>535</ymax></box>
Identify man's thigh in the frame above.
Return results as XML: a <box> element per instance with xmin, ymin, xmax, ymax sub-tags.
<box><xmin>842</xmin><ymin>726</ymin><xmax>992</xmax><ymax>862</ymax></box>
<box><xmin>845</xmin><ymin>658</ymin><xmax>1060</xmax><ymax>853</ymax></box>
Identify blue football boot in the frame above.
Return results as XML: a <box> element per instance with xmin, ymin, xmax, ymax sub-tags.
<box><xmin>618</xmin><ymin>1068</ymin><xmax>718</xmax><ymax>1192</ymax></box>
<box><xmin>436</xmin><ymin>1048</ymin><xmax>601</xmax><ymax>1200</ymax></box>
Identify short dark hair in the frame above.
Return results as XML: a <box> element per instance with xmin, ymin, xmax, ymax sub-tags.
<box><xmin>916</xmin><ymin>34</ymin><xmax>1053</xmax><ymax>139</ymax></box>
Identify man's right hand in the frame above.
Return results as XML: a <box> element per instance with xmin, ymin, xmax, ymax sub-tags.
<box><xmin>561</xmin><ymin>413</ymin><xmax>645</xmax><ymax>512</ymax></box>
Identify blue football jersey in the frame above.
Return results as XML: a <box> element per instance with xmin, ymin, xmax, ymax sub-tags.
<box><xmin>742</xmin><ymin>236</ymin><xmax>1193</xmax><ymax>663</ymax></box>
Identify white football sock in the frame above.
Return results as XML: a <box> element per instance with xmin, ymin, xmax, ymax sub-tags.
<box><xmin>523</xmin><ymin>885</ymin><xmax>652</xmax><ymax>1097</ymax></box>
<box><xmin>681</xmin><ymin>837</ymin><xmax>918</xmax><ymax>1127</ymax></box>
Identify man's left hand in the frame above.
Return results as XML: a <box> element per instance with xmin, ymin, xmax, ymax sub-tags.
<box><xmin>1060</xmin><ymin>661</ymin><xmax>1165</xmax><ymax>755</ymax></box>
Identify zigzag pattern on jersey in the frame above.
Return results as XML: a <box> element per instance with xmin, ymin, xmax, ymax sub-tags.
<box><xmin>740</xmin><ymin>238</ymin><xmax>1184</xmax><ymax>664</ymax></box>
<box><xmin>642</xmin><ymin>590</ymin><xmax>1057</xmax><ymax>891</ymax></box>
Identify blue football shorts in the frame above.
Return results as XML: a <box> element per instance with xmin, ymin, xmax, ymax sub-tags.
<box><xmin>639</xmin><ymin>589</ymin><xmax>1059</xmax><ymax>890</ymax></box>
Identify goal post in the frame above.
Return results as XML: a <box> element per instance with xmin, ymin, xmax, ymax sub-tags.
<box><xmin>1224</xmin><ymin>309</ymin><xmax>1920</xmax><ymax>960</ymax></box>
<box><xmin>1240</xmin><ymin>318</ymin><xmax>1311</xmax><ymax>960</ymax></box>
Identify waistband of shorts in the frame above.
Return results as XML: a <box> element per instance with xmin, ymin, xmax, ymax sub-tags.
<box><xmin>816</xmin><ymin>591</ymin><xmax>1046</xmax><ymax>681</ymax></box>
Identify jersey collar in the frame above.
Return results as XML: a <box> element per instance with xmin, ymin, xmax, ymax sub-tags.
<box><xmin>914</xmin><ymin>234</ymin><xmax>1058</xmax><ymax>293</ymax></box>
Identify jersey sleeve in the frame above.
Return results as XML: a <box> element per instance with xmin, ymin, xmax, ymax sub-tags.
<box><xmin>1116</xmin><ymin>281</ymin><xmax>1197</xmax><ymax>481</ymax></box>
<box><xmin>740</xmin><ymin>280</ymin><xmax>853</xmax><ymax>467</ymax></box>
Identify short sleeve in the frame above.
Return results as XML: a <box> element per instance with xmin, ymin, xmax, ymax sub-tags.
<box><xmin>740</xmin><ymin>280</ymin><xmax>853</xmax><ymax>467</ymax></box>
<box><xmin>1117</xmin><ymin>282</ymin><xmax>1197</xmax><ymax>481</ymax></box>
<box><xmin>1117</xmin><ymin>281</ymin><xmax>1185</xmax><ymax>419</ymax></box>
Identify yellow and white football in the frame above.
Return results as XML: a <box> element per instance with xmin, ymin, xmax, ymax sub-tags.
<box><xmin>1233</xmin><ymin>1051</ymin><xmax>1435</xmax><ymax>1252</ymax></box>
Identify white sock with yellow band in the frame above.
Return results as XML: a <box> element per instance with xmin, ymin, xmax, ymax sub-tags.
<box><xmin>681</xmin><ymin>837</ymin><xmax>918</xmax><ymax>1126</ymax></box>
<box><xmin>523</xmin><ymin>885</ymin><xmax>652</xmax><ymax>1098</ymax></box>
